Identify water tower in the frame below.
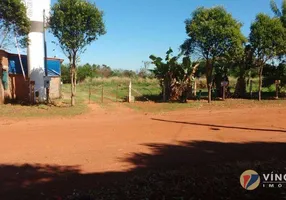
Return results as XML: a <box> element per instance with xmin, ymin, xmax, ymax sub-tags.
<box><xmin>21</xmin><ymin>0</ymin><xmax>51</xmax><ymax>101</ymax></box>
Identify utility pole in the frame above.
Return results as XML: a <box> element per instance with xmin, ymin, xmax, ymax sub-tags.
<box><xmin>43</xmin><ymin>9</ymin><xmax>49</xmax><ymax>104</ymax></box>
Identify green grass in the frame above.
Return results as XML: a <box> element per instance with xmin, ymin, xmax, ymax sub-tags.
<box><xmin>0</xmin><ymin>86</ymin><xmax>88</xmax><ymax>119</ymax></box>
<box><xmin>69</xmin><ymin>77</ymin><xmax>284</xmax><ymax>105</ymax></box>
<box><xmin>1</xmin><ymin>77</ymin><xmax>285</xmax><ymax>118</ymax></box>
<box><xmin>77</xmin><ymin>78</ymin><xmax>161</xmax><ymax>103</ymax></box>
<box><xmin>0</xmin><ymin>102</ymin><xmax>88</xmax><ymax>119</ymax></box>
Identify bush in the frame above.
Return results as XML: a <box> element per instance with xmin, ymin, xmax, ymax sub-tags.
<box><xmin>77</xmin><ymin>64</ymin><xmax>96</xmax><ymax>82</ymax></box>
<box><xmin>263</xmin><ymin>63</ymin><xmax>286</xmax><ymax>87</ymax></box>
<box><xmin>61</xmin><ymin>64</ymin><xmax>70</xmax><ymax>84</ymax></box>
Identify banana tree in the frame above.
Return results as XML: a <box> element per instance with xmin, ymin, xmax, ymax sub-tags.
<box><xmin>150</xmin><ymin>48</ymin><xmax>199</xmax><ymax>101</ymax></box>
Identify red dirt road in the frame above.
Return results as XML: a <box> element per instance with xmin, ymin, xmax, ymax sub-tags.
<box><xmin>1</xmin><ymin>104</ymin><xmax>286</xmax><ymax>173</ymax></box>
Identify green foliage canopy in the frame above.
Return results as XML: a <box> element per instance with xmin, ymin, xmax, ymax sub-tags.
<box><xmin>263</xmin><ymin>63</ymin><xmax>286</xmax><ymax>87</ymax></box>
<box><xmin>49</xmin><ymin>0</ymin><xmax>106</xmax><ymax>106</ymax></box>
<box><xmin>181</xmin><ymin>6</ymin><xmax>246</xmax><ymax>102</ymax></box>
<box><xmin>271</xmin><ymin>0</ymin><xmax>286</xmax><ymax>27</ymax></box>
<box><xmin>181</xmin><ymin>6</ymin><xmax>246</xmax><ymax>60</ymax></box>
<box><xmin>249</xmin><ymin>14</ymin><xmax>286</xmax><ymax>65</ymax></box>
<box><xmin>150</xmin><ymin>48</ymin><xmax>195</xmax><ymax>84</ymax></box>
<box><xmin>249</xmin><ymin>13</ymin><xmax>286</xmax><ymax>100</ymax></box>
<box><xmin>150</xmin><ymin>48</ymin><xmax>198</xmax><ymax>101</ymax></box>
<box><xmin>49</xmin><ymin>0</ymin><xmax>106</xmax><ymax>57</ymax></box>
<box><xmin>0</xmin><ymin>0</ymin><xmax>30</xmax><ymax>48</ymax></box>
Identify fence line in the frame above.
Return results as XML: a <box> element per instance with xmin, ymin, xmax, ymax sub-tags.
<box><xmin>87</xmin><ymin>81</ymin><xmax>160</xmax><ymax>103</ymax></box>
<box><xmin>131</xmin><ymin>88</ymin><xmax>151</xmax><ymax>102</ymax></box>
<box><xmin>85</xmin><ymin>78</ymin><xmax>284</xmax><ymax>104</ymax></box>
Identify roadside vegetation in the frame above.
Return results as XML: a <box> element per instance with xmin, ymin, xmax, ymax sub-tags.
<box><xmin>1</xmin><ymin>1</ymin><xmax>286</xmax><ymax>199</ymax></box>
<box><xmin>2</xmin><ymin>75</ymin><xmax>285</xmax><ymax>118</ymax></box>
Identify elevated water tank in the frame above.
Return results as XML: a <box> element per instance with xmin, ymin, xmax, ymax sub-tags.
<box><xmin>21</xmin><ymin>0</ymin><xmax>51</xmax><ymax>101</ymax></box>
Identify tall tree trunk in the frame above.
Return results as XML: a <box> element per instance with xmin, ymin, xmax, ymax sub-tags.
<box><xmin>214</xmin><ymin>74</ymin><xmax>222</xmax><ymax>98</ymax></box>
<box><xmin>206</xmin><ymin>59</ymin><xmax>213</xmax><ymax>103</ymax></box>
<box><xmin>207</xmin><ymin>84</ymin><xmax>212</xmax><ymax>103</ymax></box>
<box><xmin>69</xmin><ymin>54</ymin><xmax>75</xmax><ymax>106</ymax></box>
<box><xmin>258</xmin><ymin>66</ymin><xmax>263</xmax><ymax>101</ymax></box>
<box><xmin>70</xmin><ymin>53</ymin><xmax>77</xmax><ymax>106</ymax></box>
<box><xmin>234</xmin><ymin>76</ymin><xmax>246</xmax><ymax>98</ymax></box>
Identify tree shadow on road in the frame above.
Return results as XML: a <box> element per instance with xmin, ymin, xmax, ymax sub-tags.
<box><xmin>1</xmin><ymin>141</ymin><xmax>286</xmax><ymax>200</ymax></box>
<box><xmin>151</xmin><ymin>118</ymin><xmax>286</xmax><ymax>133</ymax></box>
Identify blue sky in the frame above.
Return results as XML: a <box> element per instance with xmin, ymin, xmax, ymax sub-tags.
<box><xmin>47</xmin><ymin>0</ymin><xmax>283</xmax><ymax>70</ymax></box>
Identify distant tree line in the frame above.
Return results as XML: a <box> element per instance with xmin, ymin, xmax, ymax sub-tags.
<box><xmin>61</xmin><ymin>63</ymin><xmax>154</xmax><ymax>84</ymax></box>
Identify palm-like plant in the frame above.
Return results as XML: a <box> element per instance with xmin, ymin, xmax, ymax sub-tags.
<box><xmin>150</xmin><ymin>48</ymin><xmax>199</xmax><ymax>101</ymax></box>
<box><xmin>271</xmin><ymin>0</ymin><xmax>286</xmax><ymax>26</ymax></box>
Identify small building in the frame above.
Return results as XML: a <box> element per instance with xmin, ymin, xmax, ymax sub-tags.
<box><xmin>0</xmin><ymin>49</ymin><xmax>63</xmax><ymax>103</ymax></box>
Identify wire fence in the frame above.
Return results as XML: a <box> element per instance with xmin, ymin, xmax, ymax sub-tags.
<box><xmin>86</xmin><ymin>81</ymin><xmax>161</xmax><ymax>104</ymax></box>
<box><xmin>84</xmin><ymin>78</ymin><xmax>285</xmax><ymax>104</ymax></box>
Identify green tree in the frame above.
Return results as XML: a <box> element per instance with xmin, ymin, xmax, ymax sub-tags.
<box><xmin>212</xmin><ymin>58</ymin><xmax>230</xmax><ymax>98</ymax></box>
<box><xmin>77</xmin><ymin>63</ymin><xmax>96</xmax><ymax>82</ymax></box>
<box><xmin>231</xmin><ymin>44</ymin><xmax>256</xmax><ymax>98</ymax></box>
<box><xmin>61</xmin><ymin>64</ymin><xmax>70</xmax><ymax>84</ymax></box>
<box><xmin>97</xmin><ymin>64</ymin><xmax>113</xmax><ymax>78</ymax></box>
<box><xmin>49</xmin><ymin>0</ymin><xmax>106</xmax><ymax>106</ymax></box>
<box><xmin>122</xmin><ymin>70</ymin><xmax>136</xmax><ymax>78</ymax></box>
<box><xmin>0</xmin><ymin>0</ymin><xmax>30</xmax><ymax>48</ymax></box>
<box><xmin>271</xmin><ymin>0</ymin><xmax>286</xmax><ymax>27</ymax></box>
<box><xmin>181</xmin><ymin>6</ymin><xmax>246</xmax><ymax>103</ymax></box>
<box><xmin>150</xmin><ymin>48</ymin><xmax>199</xmax><ymax>102</ymax></box>
<box><xmin>249</xmin><ymin>14</ymin><xmax>286</xmax><ymax>101</ymax></box>
<box><xmin>0</xmin><ymin>0</ymin><xmax>30</xmax><ymax>104</ymax></box>
<box><xmin>263</xmin><ymin>63</ymin><xmax>286</xmax><ymax>88</ymax></box>
<box><xmin>111</xmin><ymin>69</ymin><xmax>123</xmax><ymax>77</ymax></box>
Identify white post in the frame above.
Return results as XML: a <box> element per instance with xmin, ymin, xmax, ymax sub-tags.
<box><xmin>129</xmin><ymin>80</ymin><xmax>132</xmax><ymax>103</ymax></box>
<box><xmin>193</xmin><ymin>79</ymin><xmax>197</xmax><ymax>97</ymax></box>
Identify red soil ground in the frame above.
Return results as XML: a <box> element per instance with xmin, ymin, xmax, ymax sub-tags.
<box><xmin>0</xmin><ymin>103</ymin><xmax>286</xmax><ymax>199</ymax></box>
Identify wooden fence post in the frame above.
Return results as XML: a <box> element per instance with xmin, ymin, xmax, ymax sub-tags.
<box><xmin>116</xmin><ymin>84</ymin><xmax>119</xmax><ymax>102</ymax></box>
<box><xmin>129</xmin><ymin>80</ymin><xmax>132</xmax><ymax>103</ymax></box>
<box><xmin>89</xmin><ymin>84</ymin><xmax>91</xmax><ymax>104</ymax></box>
<box><xmin>222</xmin><ymin>85</ymin><xmax>226</xmax><ymax>101</ymax></box>
<box><xmin>193</xmin><ymin>79</ymin><xmax>197</xmax><ymax>97</ymax></box>
<box><xmin>46</xmin><ymin>88</ymin><xmax>50</xmax><ymax>104</ymax></box>
<box><xmin>275</xmin><ymin>80</ymin><xmax>280</xmax><ymax>99</ymax></box>
<box><xmin>101</xmin><ymin>84</ymin><xmax>104</xmax><ymax>103</ymax></box>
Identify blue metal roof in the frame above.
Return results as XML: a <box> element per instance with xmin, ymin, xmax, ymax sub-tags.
<box><xmin>8</xmin><ymin>55</ymin><xmax>61</xmax><ymax>77</ymax></box>
<box><xmin>47</xmin><ymin>59</ymin><xmax>61</xmax><ymax>76</ymax></box>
